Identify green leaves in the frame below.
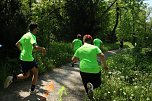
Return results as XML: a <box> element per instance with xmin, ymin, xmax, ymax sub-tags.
<box><xmin>89</xmin><ymin>49</ymin><xmax>152</xmax><ymax>101</ymax></box>
<box><xmin>48</xmin><ymin>42</ymin><xmax>73</xmax><ymax>67</ymax></box>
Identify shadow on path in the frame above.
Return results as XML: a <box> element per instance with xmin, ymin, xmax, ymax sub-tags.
<box><xmin>0</xmin><ymin>50</ymin><xmax>120</xmax><ymax>101</ymax></box>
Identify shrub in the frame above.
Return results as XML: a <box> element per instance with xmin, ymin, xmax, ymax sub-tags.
<box><xmin>0</xmin><ymin>57</ymin><xmax>20</xmax><ymax>87</ymax></box>
<box><xmin>34</xmin><ymin>53</ymin><xmax>55</xmax><ymax>74</ymax></box>
<box><xmin>88</xmin><ymin>48</ymin><xmax>152</xmax><ymax>101</ymax></box>
<box><xmin>48</xmin><ymin>42</ymin><xmax>73</xmax><ymax>67</ymax></box>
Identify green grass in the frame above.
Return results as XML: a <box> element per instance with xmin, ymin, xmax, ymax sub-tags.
<box><xmin>86</xmin><ymin>48</ymin><xmax>152</xmax><ymax>101</ymax></box>
<box><xmin>102</xmin><ymin>41</ymin><xmax>134</xmax><ymax>52</ymax></box>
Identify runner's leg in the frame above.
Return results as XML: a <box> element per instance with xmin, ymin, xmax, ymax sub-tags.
<box><xmin>80</xmin><ymin>71</ymin><xmax>89</xmax><ymax>93</ymax></box>
<box><xmin>30</xmin><ymin>67</ymin><xmax>38</xmax><ymax>91</ymax></box>
<box><xmin>4</xmin><ymin>67</ymin><xmax>30</xmax><ymax>88</ymax></box>
<box><xmin>16</xmin><ymin>72</ymin><xmax>30</xmax><ymax>79</ymax></box>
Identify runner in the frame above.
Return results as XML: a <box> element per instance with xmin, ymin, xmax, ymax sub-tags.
<box><xmin>93</xmin><ymin>37</ymin><xmax>104</xmax><ymax>65</ymax></box>
<box><xmin>93</xmin><ymin>37</ymin><xmax>103</xmax><ymax>50</ymax></box>
<box><xmin>71</xmin><ymin>34</ymin><xmax>82</xmax><ymax>67</ymax></box>
<box><xmin>4</xmin><ymin>22</ymin><xmax>46</xmax><ymax>94</ymax></box>
<box><xmin>72</xmin><ymin>34</ymin><xmax>108</xmax><ymax>100</ymax></box>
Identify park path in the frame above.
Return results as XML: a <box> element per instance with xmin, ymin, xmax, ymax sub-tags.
<box><xmin>0</xmin><ymin>50</ymin><xmax>120</xmax><ymax>101</ymax></box>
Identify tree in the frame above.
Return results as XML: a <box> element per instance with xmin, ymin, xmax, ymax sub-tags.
<box><xmin>0</xmin><ymin>0</ymin><xmax>28</xmax><ymax>58</ymax></box>
<box><xmin>64</xmin><ymin>0</ymin><xmax>101</xmax><ymax>39</ymax></box>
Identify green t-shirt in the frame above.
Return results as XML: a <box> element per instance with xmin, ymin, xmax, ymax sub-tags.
<box><xmin>19</xmin><ymin>32</ymin><xmax>37</xmax><ymax>61</ymax></box>
<box><xmin>74</xmin><ymin>43</ymin><xmax>102</xmax><ymax>73</ymax></box>
<box><xmin>72</xmin><ymin>39</ymin><xmax>82</xmax><ymax>52</ymax></box>
<box><xmin>93</xmin><ymin>38</ymin><xmax>103</xmax><ymax>49</ymax></box>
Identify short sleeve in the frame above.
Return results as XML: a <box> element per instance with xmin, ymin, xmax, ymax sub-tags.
<box><xmin>30</xmin><ymin>35</ymin><xmax>37</xmax><ymax>45</ymax></box>
<box><xmin>19</xmin><ymin>36</ymin><xmax>24</xmax><ymax>43</ymax></box>
<box><xmin>96</xmin><ymin>47</ymin><xmax>102</xmax><ymax>54</ymax></box>
<box><xmin>72</xmin><ymin>39</ymin><xmax>75</xmax><ymax>44</ymax></box>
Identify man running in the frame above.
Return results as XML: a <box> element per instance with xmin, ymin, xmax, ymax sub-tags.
<box><xmin>72</xmin><ymin>34</ymin><xmax>108</xmax><ymax>100</ymax></box>
<box><xmin>71</xmin><ymin>34</ymin><xmax>82</xmax><ymax>67</ymax></box>
<box><xmin>4</xmin><ymin>22</ymin><xmax>46</xmax><ymax>94</ymax></box>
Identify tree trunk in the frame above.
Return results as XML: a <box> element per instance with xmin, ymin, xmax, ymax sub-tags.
<box><xmin>111</xmin><ymin>3</ymin><xmax>119</xmax><ymax>43</ymax></box>
<box><xmin>101</xmin><ymin>0</ymin><xmax>117</xmax><ymax>17</ymax></box>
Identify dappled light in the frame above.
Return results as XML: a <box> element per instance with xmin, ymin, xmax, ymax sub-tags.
<box><xmin>0</xmin><ymin>0</ymin><xmax>152</xmax><ymax>101</ymax></box>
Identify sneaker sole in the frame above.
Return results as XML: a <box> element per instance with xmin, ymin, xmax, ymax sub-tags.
<box><xmin>87</xmin><ymin>83</ymin><xmax>94</xmax><ymax>100</ymax></box>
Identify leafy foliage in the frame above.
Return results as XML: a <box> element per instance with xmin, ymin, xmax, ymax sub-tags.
<box><xmin>0</xmin><ymin>0</ymin><xmax>28</xmax><ymax>58</ymax></box>
<box><xmin>48</xmin><ymin>42</ymin><xmax>73</xmax><ymax>67</ymax></box>
<box><xmin>64</xmin><ymin>0</ymin><xmax>101</xmax><ymax>37</ymax></box>
<box><xmin>88</xmin><ymin>48</ymin><xmax>152</xmax><ymax>101</ymax></box>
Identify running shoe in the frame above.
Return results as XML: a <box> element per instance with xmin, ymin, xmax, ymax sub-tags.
<box><xmin>87</xmin><ymin>82</ymin><xmax>94</xmax><ymax>100</ymax></box>
<box><xmin>30</xmin><ymin>89</ymin><xmax>38</xmax><ymax>95</ymax></box>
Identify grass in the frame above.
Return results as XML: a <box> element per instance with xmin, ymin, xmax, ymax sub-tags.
<box><xmin>102</xmin><ymin>41</ymin><xmax>134</xmax><ymax>52</ymax></box>
<box><xmin>86</xmin><ymin>48</ymin><xmax>152</xmax><ymax>101</ymax></box>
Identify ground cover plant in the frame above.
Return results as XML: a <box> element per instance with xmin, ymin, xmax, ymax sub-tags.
<box><xmin>89</xmin><ymin>48</ymin><xmax>152</xmax><ymax>101</ymax></box>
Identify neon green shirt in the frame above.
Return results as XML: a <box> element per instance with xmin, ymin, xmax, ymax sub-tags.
<box><xmin>72</xmin><ymin>39</ymin><xmax>82</xmax><ymax>52</ymax></box>
<box><xmin>19</xmin><ymin>32</ymin><xmax>37</xmax><ymax>61</ymax></box>
<box><xmin>74</xmin><ymin>43</ymin><xmax>102</xmax><ymax>73</ymax></box>
<box><xmin>93</xmin><ymin>38</ymin><xmax>103</xmax><ymax>49</ymax></box>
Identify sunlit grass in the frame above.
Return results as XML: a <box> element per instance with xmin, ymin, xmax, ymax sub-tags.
<box><xmin>102</xmin><ymin>41</ymin><xmax>133</xmax><ymax>52</ymax></box>
<box><xmin>84</xmin><ymin>48</ymin><xmax>152</xmax><ymax>101</ymax></box>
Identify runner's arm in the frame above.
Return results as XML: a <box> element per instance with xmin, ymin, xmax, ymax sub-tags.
<box><xmin>16</xmin><ymin>41</ymin><xmax>22</xmax><ymax>51</ymax></box>
<box><xmin>98</xmin><ymin>53</ymin><xmax>108</xmax><ymax>70</ymax></box>
<box><xmin>33</xmin><ymin>44</ymin><xmax>46</xmax><ymax>56</ymax></box>
<box><xmin>72</xmin><ymin>56</ymin><xmax>79</xmax><ymax>63</ymax></box>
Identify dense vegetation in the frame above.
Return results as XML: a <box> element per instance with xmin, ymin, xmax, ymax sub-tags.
<box><xmin>0</xmin><ymin>1</ymin><xmax>152</xmax><ymax>100</ymax></box>
<box><xmin>88</xmin><ymin>48</ymin><xmax>152</xmax><ymax>101</ymax></box>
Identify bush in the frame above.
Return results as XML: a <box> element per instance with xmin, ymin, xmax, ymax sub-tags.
<box><xmin>48</xmin><ymin>42</ymin><xmax>73</xmax><ymax>67</ymax></box>
<box><xmin>34</xmin><ymin>53</ymin><xmax>55</xmax><ymax>74</ymax></box>
<box><xmin>89</xmin><ymin>48</ymin><xmax>152</xmax><ymax>101</ymax></box>
<box><xmin>0</xmin><ymin>57</ymin><xmax>20</xmax><ymax>87</ymax></box>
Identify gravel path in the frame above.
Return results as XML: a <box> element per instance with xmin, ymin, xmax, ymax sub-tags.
<box><xmin>0</xmin><ymin>50</ymin><xmax>119</xmax><ymax>101</ymax></box>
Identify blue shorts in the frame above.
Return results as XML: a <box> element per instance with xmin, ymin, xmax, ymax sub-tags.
<box><xmin>20</xmin><ymin>60</ymin><xmax>38</xmax><ymax>73</ymax></box>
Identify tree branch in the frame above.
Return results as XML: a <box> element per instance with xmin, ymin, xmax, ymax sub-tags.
<box><xmin>101</xmin><ymin>0</ymin><xmax>118</xmax><ymax>17</ymax></box>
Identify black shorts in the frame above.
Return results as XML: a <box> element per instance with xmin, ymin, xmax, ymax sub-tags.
<box><xmin>20</xmin><ymin>60</ymin><xmax>38</xmax><ymax>73</ymax></box>
<box><xmin>80</xmin><ymin>71</ymin><xmax>101</xmax><ymax>93</ymax></box>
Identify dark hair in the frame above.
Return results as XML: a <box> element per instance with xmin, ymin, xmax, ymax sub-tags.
<box><xmin>83</xmin><ymin>34</ymin><xmax>92</xmax><ymax>44</ymax></box>
<box><xmin>29</xmin><ymin>22</ymin><xmax>38</xmax><ymax>31</ymax></box>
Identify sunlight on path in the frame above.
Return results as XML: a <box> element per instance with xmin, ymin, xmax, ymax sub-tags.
<box><xmin>42</xmin><ymin>81</ymin><xmax>55</xmax><ymax>98</ymax></box>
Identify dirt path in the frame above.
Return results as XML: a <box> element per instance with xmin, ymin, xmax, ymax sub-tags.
<box><xmin>0</xmin><ymin>50</ymin><xmax>119</xmax><ymax>101</ymax></box>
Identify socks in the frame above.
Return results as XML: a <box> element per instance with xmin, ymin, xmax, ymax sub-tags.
<box><xmin>31</xmin><ymin>84</ymin><xmax>36</xmax><ymax>91</ymax></box>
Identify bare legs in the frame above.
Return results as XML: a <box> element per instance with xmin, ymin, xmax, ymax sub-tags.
<box><xmin>16</xmin><ymin>67</ymin><xmax>38</xmax><ymax>92</ymax></box>
<box><xmin>31</xmin><ymin>67</ymin><xmax>38</xmax><ymax>85</ymax></box>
